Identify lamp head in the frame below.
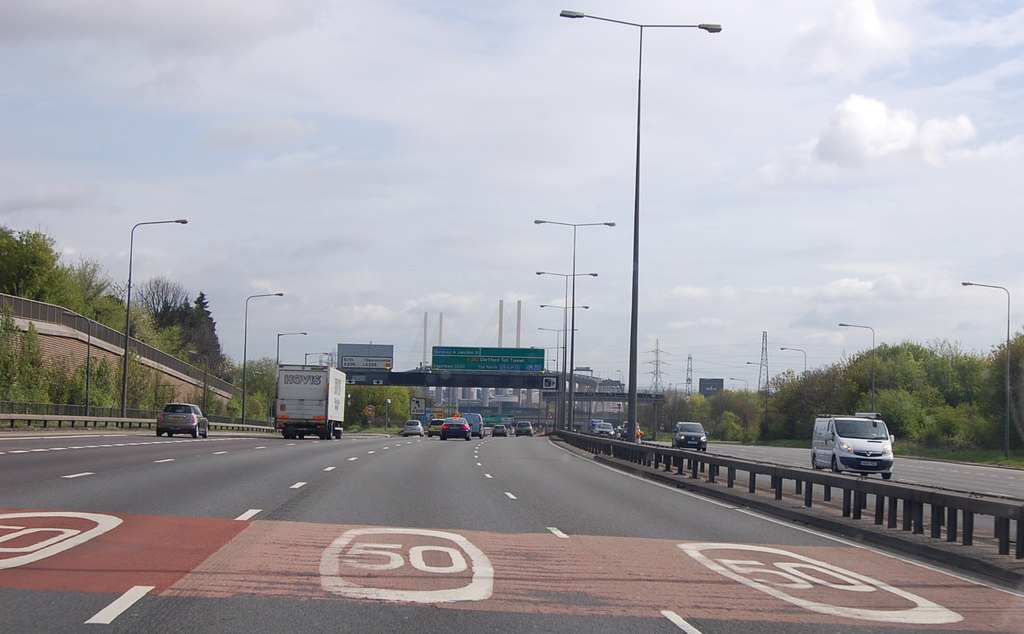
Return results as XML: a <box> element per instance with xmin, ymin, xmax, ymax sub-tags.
<box><xmin>175</xmin><ymin>219</ymin><xmax>188</xmax><ymax>224</ymax></box>
<box><xmin>961</xmin><ymin>281</ymin><xmax>972</xmax><ymax>286</ymax></box>
<box><xmin>699</xmin><ymin>23</ymin><xmax>722</xmax><ymax>33</ymax></box>
<box><xmin>560</xmin><ymin>10</ymin><xmax>584</xmax><ymax>18</ymax></box>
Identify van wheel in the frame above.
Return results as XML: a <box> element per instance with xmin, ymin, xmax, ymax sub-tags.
<box><xmin>830</xmin><ymin>455</ymin><xmax>840</xmax><ymax>473</ymax></box>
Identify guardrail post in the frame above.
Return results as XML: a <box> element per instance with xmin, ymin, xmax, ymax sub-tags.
<box><xmin>707</xmin><ymin>463</ymin><xmax>717</xmax><ymax>484</ymax></box>
<box><xmin>727</xmin><ymin>467</ymin><xmax>736</xmax><ymax>489</ymax></box>
<box><xmin>996</xmin><ymin>517</ymin><xmax>1010</xmax><ymax>555</ymax></box>
<box><xmin>748</xmin><ymin>472</ymin><xmax>757</xmax><ymax>494</ymax></box>
<box><xmin>823</xmin><ymin>485</ymin><xmax>831</xmax><ymax>502</ymax></box>
<box><xmin>963</xmin><ymin>512</ymin><xmax>974</xmax><ymax>546</ymax></box>
<box><xmin>873</xmin><ymin>493</ymin><xmax>885</xmax><ymax>524</ymax></box>
<box><xmin>931</xmin><ymin>505</ymin><xmax>944</xmax><ymax>539</ymax></box>
<box><xmin>773</xmin><ymin>475</ymin><xmax>783</xmax><ymax>501</ymax></box>
<box><xmin>1016</xmin><ymin>518</ymin><xmax>1023</xmax><ymax>559</ymax></box>
<box><xmin>804</xmin><ymin>481</ymin><xmax>813</xmax><ymax>508</ymax></box>
<box><xmin>912</xmin><ymin>501</ymin><xmax>924</xmax><ymax>535</ymax></box>
<box><xmin>794</xmin><ymin>479</ymin><xmax>803</xmax><ymax>495</ymax></box>
<box><xmin>852</xmin><ymin>491</ymin><xmax>864</xmax><ymax>520</ymax></box>
<box><xmin>842</xmin><ymin>489</ymin><xmax>852</xmax><ymax>517</ymax></box>
<box><xmin>946</xmin><ymin>507</ymin><xmax>958</xmax><ymax>542</ymax></box>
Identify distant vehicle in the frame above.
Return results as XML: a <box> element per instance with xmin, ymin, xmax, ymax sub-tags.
<box><xmin>492</xmin><ymin>424</ymin><xmax>508</xmax><ymax>437</ymax></box>
<box><xmin>441</xmin><ymin>417</ymin><xmax>472</xmax><ymax>440</ymax></box>
<box><xmin>592</xmin><ymin>421</ymin><xmax>615</xmax><ymax>437</ymax></box>
<box><xmin>274</xmin><ymin>365</ymin><xmax>345</xmax><ymax>440</ymax></box>
<box><xmin>402</xmin><ymin>420</ymin><xmax>424</xmax><ymax>437</ymax></box>
<box><xmin>461</xmin><ymin>413</ymin><xmax>484</xmax><ymax>438</ymax></box>
<box><xmin>672</xmin><ymin>422</ymin><xmax>707</xmax><ymax>451</ymax></box>
<box><xmin>427</xmin><ymin>419</ymin><xmax>445</xmax><ymax>438</ymax></box>
<box><xmin>515</xmin><ymin>421</ymin><xmax>534</xmax><ymax>437</ymax></box>
<box><xmin>812</xmin><ymin>413</ymin><xmax>894</xmax><ymax>479</ymax></box>
<box><xmin>156</xmin><ymin>403</ymin><xmax>208</xmax><ymax>438</ymax></box>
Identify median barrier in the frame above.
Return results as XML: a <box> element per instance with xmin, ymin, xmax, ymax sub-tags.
<box><xmin>553</xmin><ymin>430</ymin><xmax>1024</xmax><ymax>586</ymax></box>
<box><xmin>0</xmin><ymin>413</ymin><xmax>275</xmax><ymax>434</ymax></box>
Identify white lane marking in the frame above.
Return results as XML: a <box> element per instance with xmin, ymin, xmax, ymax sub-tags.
<box><xmin>348</xmin><ymin>457</ymin><xmax>358</xmax><ymax>461</ymax></box>
<box><xmin>85</xmin><ymin>585</ymin><xmax>155</xmax><ymax>624</ymax></box>
<box><xmin>213</xmin><ymin>451</ymin><xmax>228</xmax><ymax>455</ymax></box>
<box><xmin>367</xmin><ymin>451</ymin><xmax>376</xmax><ymax>454</ymax></box>
<box><xmin>484</xmin><ymin>474</ymin><xmax>493</xmax><ymax>479</ymax></box>
<box><xmin>504</xmin><ymin>492</ymin><xmax>517</xmax><ymax>500</ymax></box>
<box><xmin>662</xmin><ymin>610</ymin><xmax>703</xmax><ymax>633</ymax></box>
<box><xmin>476</xmin><ymin>462</ymin><xmax>482</xmax><ymax>467</ymax></box>
<box><xmin>546</xmin><ymin>527</ymin><xmax>569</xmax><ymax>539</ymax></box>
<box><xmin>9</xmin><ymin>450</ymin><xmax>29</xmax><ymax>454</ymax></box>
<box><xmin>153</xmin><ymin>458</ymin><xmax>174</xmax><ymax>463</ymax></box>
<box><xmin>62</xmin><ymin>472</ymin><xmax>94</xmax><ymax>479</ymax></box>
<box><xmin>291</xmin><ymin>482</ymin><xmax>307</xmax><ymax>489</ymax></box>
<box><xmin>255</xmin><ymin>446</ymin><xmax>267</xmax><ymax>450</ymax></box>
<box><xmin>324</xmin><ymin>466</ymin><xmax>336</xmax><ymax>471</ymax></box>
<box><xmin>235</xmin><ymin>509</ymin><xmax>262</xmax><ymax>521</ymax></box>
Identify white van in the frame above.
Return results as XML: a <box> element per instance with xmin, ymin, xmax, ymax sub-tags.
<box><xmin>811</xmin><ymin>414</ymin><xmax>894</xmax><ymax>479</ymax></box>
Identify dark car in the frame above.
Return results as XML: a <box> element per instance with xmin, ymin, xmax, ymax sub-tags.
<box><xmin>156</xmin><ymin>403</ymin><xmax>209</xmax><ymax>438</ymax></box>
<box><xmin>673</xmin><ymin>421</ymin><xmax>707</xmax><ymax>451</ymax></box>
<box><xmin>440</xmin><ymin>417</ymin><xmax>472</xmax><ymax>441</ymax></box>
<box><xmin>427</xmin><ymin>419</ymin><xmax>445</xmax><ymax>438</ymax></box>
<box><xmin>491</xmin><ymin>424</ymin><xmax>508</xmax><ymax>437</ymax></box>
<box><xmin>515</xmin><ymin>421</ymin><xmax>534</xmax><ymax>437</ymax></box>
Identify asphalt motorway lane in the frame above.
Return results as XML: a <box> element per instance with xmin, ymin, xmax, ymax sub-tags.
<box><xmin>2</xmin><ymin>430</ymin><xmax>1024</xmax><ymax>632</ymax></box>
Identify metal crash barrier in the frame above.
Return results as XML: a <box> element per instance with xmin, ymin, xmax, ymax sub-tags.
<box><xmin>555</xmin><ymin>430</ymin><xmax>1024</xmax><ymax>561</ymax></box>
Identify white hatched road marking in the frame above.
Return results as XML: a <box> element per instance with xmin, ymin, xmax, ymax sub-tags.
<box><xmin>235</xmin><ymin>509</ymin><xmax>262</xmax><ymax>521</ymax></box>
<box><xmin>546</xmin><ymin>527</ymin><xmax>569</xmax><ymax>539</ymax></box>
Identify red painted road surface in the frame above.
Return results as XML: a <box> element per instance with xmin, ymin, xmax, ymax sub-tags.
<box><xmin>3</xmin><ymin>507</ymin><xmax>1024</xmax><ymax>630</ymax></box>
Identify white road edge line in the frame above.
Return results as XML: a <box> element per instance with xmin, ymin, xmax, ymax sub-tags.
<box><xmin>661</xmin><ymin>609</ymin><xmax>703</xmax><ymax>633</ymax></box>
<box><xmin>85</xmin><ymin>585</ymin><xmax>155</xmax><ymax>624</ymax></box>
<box><xmin>546</xmin><ymin>526</ymin><xmax>569</xmax><ymax>539</ymax></box>
<box><xmin>504</xmin><ymin>492</ymin><xmax>517</xmax><ymax>500</ymax></box>
<box><xmin>235</xmin><ymin>509</ymin><xmax>262</xmax><ymax>521</ymax></box>
<box><xmin>291</xmin><ymin>482</ymin><xmax>307</xmax><ymax>489</ymax></box>
<box><xmin>62</xmin><ymin>472</ymin><xmax>94</xmax><ymax>479</ymax></box>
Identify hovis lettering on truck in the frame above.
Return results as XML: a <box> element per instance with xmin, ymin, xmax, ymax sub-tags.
<box><xmin>275</xmin><ymin>365</ymin><xmax>346</xmax><ymax>440</ymax></box>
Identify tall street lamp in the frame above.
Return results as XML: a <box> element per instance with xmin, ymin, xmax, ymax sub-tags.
<box><xmin>962</xmin><ymin>281</ymin><xmax>1012</xmax><ymax>458</ymax></box>
<box><xmin>839</xmin><ymin>323</ymin><xmax>876</xmax><ymax>411</ymax></box>
<box><xmin>780</xmin><ymin>347</ymin><xmax>808</xmax><ymax>429</ymax></box>
<box><xmin>242</xmin><ymin>292</ymin><xmax>284</xmax><ymax>424</ymax></box>
<box><xmin>540</xmin><ymin>302</ymin><xmax>588</xmax><ymax>429</ymax></box>
<box><xmin>538</xmin><ymin>326</ymin><xmax>565</xmax><ymax>428</ymax></box>
<box><xmin>121</xmin><ymin>218</ymin><xmax>188</xmax><ymax>418</ymax></box>
<box><xmin>538</xmin><ymin>268</ymin><xmax>596</xmax><ymax>431</ymax></box>
<box><xmin>560</xmin><ymin>10</ymin><xmax>721</xmax><ymax>444</ymax></box>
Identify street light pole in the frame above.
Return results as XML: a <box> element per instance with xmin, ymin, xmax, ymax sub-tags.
<box><xmin>560</xmin><ymin>10</ymin><xmax>720</xmax><ymax>444</ymax></box>
<box><xmin>242</xmin><ymin>292</ymin><xmax>284</xmax><ymax>424</ymax></box>
<box><xmin>962</xmin><ymin>281</ymin><xmax>1012</xmax><ymax>458</ymax></box>
<box><xmin>276</xmin><ymin>332</ymin><xmax>308</xmax><ymax>369</ymax></box>
<box><xmin>538</xmin><ymin>327</ymin><xmax>564</xmax><ymax>428</ymax></box>
<box><xmin>120</xmin><ymin>219</ymin><xmax>188</xmax><ymax>418</ymax></box>
<box><xmin>538</xmin><ymin>269</ymin><xmax>597</xmax><ymax>431</ymax></box>
<box><xmin>839</xmin><ymin>323</ymin><xmax>876</xmax><ymax>411</ymax></box>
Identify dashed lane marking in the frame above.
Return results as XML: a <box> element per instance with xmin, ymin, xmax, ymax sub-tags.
<box><xmin>153</xmin><ymin>459</ymin><xmax>175</xmax><ymax>463</ymax></box>
<box><xmin>348</xmin><ymin>457</ymin><xmax>358</xmax><ymax>461</ymax></box>
<box><xmin>504</xmin><ymin>492</ymin><xmax>517</xmax><ymax>500</ymax></box>
<box><xmin>61</xmin><ymin>472</ymin><xmax>94</xmax><ymax>479</ymax></box>
<box><xmin>661</xmin><ymin>610</ymin><xmax>703</xmax><ymax>633</ymax></box>
<box><xmin>290</xmin><ymin>482</ymin><xmax>307</xmax><ymax>489</ymax></box>
<box><xmin>84</xmin><ymin>585</ymin><xmax>155</xmax><ymax>624</ymax></box>
<box><xmin>235</xmin><ymin>509</ymin><xmax>262</xmax><ymax>521</ymax></box>
<box><xmin>324</xmin><ymin>466</ymin><xmax>336</xmax><ymax>471</ymax></box>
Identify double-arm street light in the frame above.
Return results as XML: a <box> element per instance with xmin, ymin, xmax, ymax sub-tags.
<box><xmin>120</xmin><ymin>218</ymin><xmax>188</xmax><ymax>418</ymax></box>
<box><xmin>559</xmin><ymin>10</ymin><xmax>721</xmax><ymax>443</ymax></box>
<box><xmin>538</xmin><ymin>266</ymin><xmax>597</xmax><ymax>430</ymax></box>
<box><xmin>962</xmin><ymin>281</ymin><xmax>1012</xmax><ymax>458</ymax></box>
<box><xmin>242</xmin><ymin>292</ymin><xmax>284</xmax><ymax>424</ymax></box>
<box><xmin>838</xmin><ymin>323</ymin><xmax>876</xmax><ymax>411</ymax></box>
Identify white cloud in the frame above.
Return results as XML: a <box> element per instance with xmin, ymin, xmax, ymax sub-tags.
<box><xmin>812</xmin><ymin>94</ymin><xmax>975</xmax><ymax>167</ymax></box>
<box><xmin>792</xmin><ymin>0</ymin><xmax>910</xmax><ymax>80</ymax></box>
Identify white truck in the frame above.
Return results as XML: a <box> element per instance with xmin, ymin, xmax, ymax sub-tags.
<box><xmin>274</xmin><ymin>365</ymin><xmax>346</xmax><ymax>440</ymax></box>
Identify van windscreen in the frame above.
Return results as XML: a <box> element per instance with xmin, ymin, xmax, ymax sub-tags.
<box><xmin>834</xmin><ymin>418</ymin><xmax>889</xmax><ymax>439</ymax></box>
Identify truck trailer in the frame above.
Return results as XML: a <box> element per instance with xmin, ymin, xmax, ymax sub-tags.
<box><xmin>275</xmin><ymin>365</ymin><xmax>346</xmax><ymax>440</ymax></box>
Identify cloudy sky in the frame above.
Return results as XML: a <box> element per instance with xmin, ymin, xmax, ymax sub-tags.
<box><xmin>3</xmin><ymin>0</ymin><xmax>1023</xmax><ymax>391</ymax></box>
